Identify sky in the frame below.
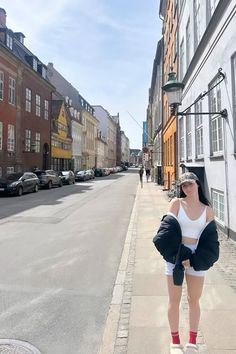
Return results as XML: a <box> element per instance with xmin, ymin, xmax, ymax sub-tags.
<box><xmin>1</xmin><ymin>0</ymin><xmax>162</xmax><ymax>149</ymax></box>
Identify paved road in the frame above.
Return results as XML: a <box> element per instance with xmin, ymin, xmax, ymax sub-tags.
<box><xmin>0</xmin><ymin>169</ymin><xmax>139</xmax><ymax>354</ymax></box>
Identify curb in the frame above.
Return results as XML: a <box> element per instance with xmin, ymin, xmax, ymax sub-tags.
<box><xmin>98</xmin><ymin>186</ymin><xmax>139</xmax><ymax>354</ymax></box>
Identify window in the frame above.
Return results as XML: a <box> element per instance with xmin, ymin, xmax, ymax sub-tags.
<box><xmin>186</xmin><ymin>18</ymin><xmax>191</xmax><ymax>69</ymax></box>
<box><xmin>35</xmin><ymin>132</ymin><xmax>40</xmax><ymax>152</ymax></box>
<box><xmin>186</xmin><ymin>111</ymin><xmax>192</xmax><ymax>159</ymax></box>
<box><xmin>7</xmin><ymin>124</ymin><xmax>14</xmax><ymax>151</ymax></box>
<box><xmin>179</xmin><ymin>39</ymin><xmax>184</xmax><ymax>80</ymax></box>
<box><xmin>0</xmin><ymin>121</ymin><xmax>2</xmax><ymax>150</ymax></box>
<box><xmin>25</xmin><ymin>88</ymin><xmax>32</xmax><ymax>112</ymax></box>
<box><xmin>36</xmin><ymin>94</ymin><xmax>41</xmax><ymax>116</ymax></box>
<box><xmin>42</xmin><ymin>67</ymin><xmax>46</xmax><ymax>79</ymax></box>
<box><xmin>212</xmin><ymin>189</ymin><xmax>224</xmax><ymax>224</ymax></box>
<box><xmin>179</xmin><ymin>117</ymin><xmax>184</xmax><ymax>160</ymax></box>
<box><xmin>195</xmin><ymin>101</ymin><xmax>204</xmax><ymax>157</ymax></box>
<box><xmin>209</xmin><ymin>78</ymin><xmax>223</xmax><ymax>155</ymax></box>
<box><xmin>44</xmin><ymin>100</ymin><xmax>49</xmax><ymax>120</ymax></box>
<box><xmin>25</xmin><ymin>129</ymin><xmax>31</xmax><ymax>151</ymax></box>
<box><xmin>7</xmin><ymin>167</ymin><xmax>14</xmax><ymax>174</ymax></box>
<box><xmin>6</xmin><ymin>34</ymin><xmax>13</xmax><ymax>49</ymax></box>
<box><xmin>8</xmin><ymin>77</ymin><xmax>15</xmax><ymax>105</ymax></box>
<box><xmin>194</xmin><ymin>0</ymin><xmax>201</xmax><ymax>50</ymax></box>
<box><xmin>0</xmin><ymin>71</ymin><xmax>3</xmax><ymax>100</ymax></box>
<box><xmin>33</xmin><ymin>58</ymin><xmax>38</xmax><ymax>71</ymax></box>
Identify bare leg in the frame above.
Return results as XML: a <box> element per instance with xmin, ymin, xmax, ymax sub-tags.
<box><xmin>185</xmin><ymin>274</ymin><xmax>204</xmax><ymax>332</ymax></box>
<box><xmin>166</xmin><ymin>275</ymin><xmax>182</xmax><ymax>332</ymax></box>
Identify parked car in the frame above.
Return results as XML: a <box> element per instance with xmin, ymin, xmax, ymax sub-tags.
<box><xmin>0</xmin><ymin>172</ymin><xmax>39</xmax><ymax>196</ymax></box>
<box><xmin>59</xmin><ymin>170</ymin><xmax>75</xmax><ymax>185</ymax></box>
<box><xmin>86</xmin><ymin>169</ymin><xmax>95</xmax><ymax>179</ymax></box>
<box><xmin>34</xmin><ymin>169</ymin><xmax>63</xmax><ymax>189</ymax></box>
<box><xmin>94</xmin><ymin>168</ymin><xmax>105</xmax><ymax>177</ymax></box>
<box><xmin>75</xmin><ymin>170</ymin><xmax>90</xmax><ymax>182</ymax></box>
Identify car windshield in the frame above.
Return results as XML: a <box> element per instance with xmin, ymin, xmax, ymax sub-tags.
<box><xmin>7</xmin><ymin>173</ymin><xmax>23</xmax><ymax>181</ymax></box>
<box><xmin>61</xmin><ymin>171</ymin><xmax>69</xmax><ymax>176</ymax></box>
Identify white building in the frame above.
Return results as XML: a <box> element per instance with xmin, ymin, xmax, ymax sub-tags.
<box><xmin>121</xmin><ymin>131</ymin><xmax>130</xmax><ymax>164</ymax></box>
<box><xmin>93</xmin><ymin>105</ymin><xmax>117</xmax><ymax>167</ymax></box>
<box><xmin>177</xmin><ymin>0</ymin><xmax>236</xmax><ymax>238</ymax></box>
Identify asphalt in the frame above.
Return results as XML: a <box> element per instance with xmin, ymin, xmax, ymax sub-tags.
<box><xmin>99</xmin><ymin>179</ymin><xmax>236</xmax><ymax>354</ymax></box>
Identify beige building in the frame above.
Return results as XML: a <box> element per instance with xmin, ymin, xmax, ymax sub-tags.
<box><xmin>81</xmin><ymin>108</ymin><xmax>98</xmax><ymax>170</ymax></box>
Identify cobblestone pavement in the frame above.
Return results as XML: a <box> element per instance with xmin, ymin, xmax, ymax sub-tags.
<box><xmin>215</xmin><ymin>231</ymin><xmax>236</xmax><ymax>292</ymax></box>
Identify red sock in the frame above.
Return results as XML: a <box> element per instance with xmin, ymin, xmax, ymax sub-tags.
<box><xmin>189</xmin><ymin>330</ymin><xmax>198</xmax><ymax>344</ymax></box>
<box><xmin>171</xmin><ymin>331</ymin><xmax>180</xmax><ymax>344</ymax></box>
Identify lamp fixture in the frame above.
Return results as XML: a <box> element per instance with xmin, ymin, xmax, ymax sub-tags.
<box><xmin>162</xmin><ymin>68</ymin><xmax>228</xmax><ymax>118</ymax></box>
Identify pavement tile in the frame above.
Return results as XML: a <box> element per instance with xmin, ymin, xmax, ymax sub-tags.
<box><xmin>129</xmin><ymin>295</ymin><xmax>169</xmax><ymax>327</ymax></box>
<box><xmin>132</xmin><ymin>274</ymin><xmax>168</xmax><ymax>296</ymax></box>
<box><xmin>201</xmin><ymin>310</ymin><xmax>236</xmax><ymax>349</ymax></box>
<box><xmin>127</xmin><ymin>327</ymin><xmax>170</xmax><ymax>354</ymax></box>
<box><xmin>134</xmin><ymin>258</ymin><xmax>164</xmax><ymax>274</ymax></box>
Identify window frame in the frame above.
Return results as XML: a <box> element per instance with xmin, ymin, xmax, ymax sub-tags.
<box><xmin>208</xmin><ymin>77</ymin><xmax>223</xmax><ymax>156</ymax></box>
<box><xmin>7</xmin><ymin>124</ymin><xmax>15</xmax><ymax>151</ymax></box>
<box><xmin>25</xmin><ymin>88</ymin><xmax>32</xmax><ymax>113</ymax></box>
<box><xmin>211</xmin><ymin>188</ymin><xmax>224</xmax><ymax>225</ymax></box>
<box><xmin>44</xmin><ymin>100</ymin><xmax>49</xmax><ymax>120</ymax></box>
<box><xmin>0</xmin><ymin>71</ymin><xmax>4</xmax><ymax>101</ymax></box>
<box><xmin>195</xmin><ymin>101</ymin><xmax>204</xmax><ymax>158</ymax></box>
<box><xmin>8</xmin><ymin>77</ymin><xmax>15</xmax><ymax>105</ymax></box>
<box><xmin>25</xmin><ymin>129</ymin><xmax>31</xmax><ymax>152</ymax></box>
<box><xmin>35</xmin><ymin>94</ymin><xmax>41</xmax><ymax>117</ymax></box>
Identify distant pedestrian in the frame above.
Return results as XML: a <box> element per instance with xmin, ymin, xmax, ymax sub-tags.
<box><xmin>145</xmin><ymin>168</ymin><xmax>151</xmax><ymax>182</ymax></box>
<box><xmin>153</xmin><ymin>172</ymin><xmax>219</xmax><ymax>354</ymax></box>
<box><xmin>139</xmin><ymin>166</ymin><xmax>144</xmax><ymax>188</ymax></box>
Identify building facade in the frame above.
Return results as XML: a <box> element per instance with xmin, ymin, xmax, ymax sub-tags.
<box><xmin>177</xmin><ymin>0</ymin><xmax>236</xmax><ymax>238</ymax></box>
<box><xmin>0</xmin><ymin>8</ymin><xmax>54</xmax><ymax>176</ymax></box>
<box><xmin>160</xmin><ymin>0</ymin><xmax>178</xmax><ymax>189</ymax></box>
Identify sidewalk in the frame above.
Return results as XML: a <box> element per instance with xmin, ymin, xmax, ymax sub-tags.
<box><xmin>100</xmin><ymin>181</ymin><xmax>236</xmax><ymax>354</ymax></box>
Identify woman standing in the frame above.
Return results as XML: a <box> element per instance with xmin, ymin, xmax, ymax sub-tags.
<box><xmin>153</xmin><ymin>172</ymin><xmax>219</xmax><ymax>354</ymax></box>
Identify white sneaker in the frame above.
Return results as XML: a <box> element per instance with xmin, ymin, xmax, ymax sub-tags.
<box><xmin>185</xmin><ymin>343</ymin><xmax>198</xmax><ymax>353</ymax></box>
<box><xmin>170</xmin><ymin>343</ymin><xmax>184</xmax><ymax>354</ymax></box>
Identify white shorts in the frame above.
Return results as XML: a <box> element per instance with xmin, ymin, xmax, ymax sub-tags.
<box><xmin>165</xmin><ymin>243</ymin><xmax>206</xmax><ymax>277</ymax></box>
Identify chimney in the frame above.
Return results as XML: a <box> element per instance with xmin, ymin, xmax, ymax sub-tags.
<box><xmin>0</xmin><ymin>8</ymin><xmax>6</xmax><ymax>28</ymax></box>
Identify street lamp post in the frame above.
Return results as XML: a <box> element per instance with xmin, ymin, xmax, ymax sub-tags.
<box><xmin>162</xmin><ymin>68</ymin><xmax>228</xmax><ymax>118</ymax></box>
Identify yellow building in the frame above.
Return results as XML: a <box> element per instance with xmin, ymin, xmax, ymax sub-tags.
<box><xmin>160</xmin><ymin>0</ymin><xmax>178</xmax><ymax>189</ymax></box>
<box><xmin>51</xmin><ymin>100</ymin><xmax>72</xmax><ymax>171</ymax></box>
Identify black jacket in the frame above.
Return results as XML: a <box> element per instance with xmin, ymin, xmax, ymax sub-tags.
<box><xmin>153</xmin><ymin>214</ymin><xmax>219</xmax><ymax>271</ymax></box>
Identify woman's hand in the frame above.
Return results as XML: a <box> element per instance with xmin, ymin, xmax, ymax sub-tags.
<box><xmin>182</xmin><ymin>259</ymin><xmax>190</xmax><ymax>268</ymax></box>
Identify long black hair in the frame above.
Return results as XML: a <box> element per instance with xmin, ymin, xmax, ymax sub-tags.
<box><xmin>179</xmin><ymin>180</ymin><xmax>211</xmax><ymax>206</ymax></box>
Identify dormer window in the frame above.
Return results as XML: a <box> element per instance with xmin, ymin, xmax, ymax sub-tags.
<box><xmin>42</xmin><ymin>66</ymin><xmax>46</xmax><ymax>78</ymax></box>
<box><xmin>33</xmin><ymin>58</ymin><xmax>37</xmax><ymax>71</ymax></box>
<box><xmin>6</xmin><ymin>33</ymin><xmax>13</xmax><ymax>50</ymax></box>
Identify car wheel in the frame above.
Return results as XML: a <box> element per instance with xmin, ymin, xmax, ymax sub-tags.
<box><xmin>17</xmin><ymin>186</ymin><xmax>23</xmax><ymax>196</ymax></box>
<box><xmin>48</xmin><ymin>181</ymin><xmax>52</xmax><ymax>189</ymax></box>
<box><xmin>34</xmin><ymin>184</ymin><xmax>39</xmax><ymax>193</ymax></box>
<box><xmin>58</xmin><ymin>180</ymin><xmax>63</xmax><ymax>187</ymax></box>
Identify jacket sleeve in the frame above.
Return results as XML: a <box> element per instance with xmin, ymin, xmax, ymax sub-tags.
<box><xmin>153</xmin><ymin>215</ymin><xmax>180</xmax><ymax>263</ymax></box>
<box><xmin>190</xmin><ymin>224</ymin><xmax>219</xmax><ymax>271</ymax></box>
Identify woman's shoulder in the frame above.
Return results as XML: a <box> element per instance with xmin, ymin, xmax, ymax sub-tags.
<box><xmin>206</xmin><ymin>205</ymin><xmax>215</xmax><ymax>222</ymax></box>
<box><xmin>168</xmin><ymin>197</ymin><xmax>180</xmax><ymax>216</ymax></box>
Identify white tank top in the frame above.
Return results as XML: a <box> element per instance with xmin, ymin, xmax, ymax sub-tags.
<box><xmin>177</xmin><ymin>201</ymin><xmax>207</xmax><ymax>239</ymax></box>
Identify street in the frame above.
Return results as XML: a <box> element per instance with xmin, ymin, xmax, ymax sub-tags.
<box><xmin>0</xmin><ymin>169</ymin><xmax>139</xmax><ymax>354</ymax></box>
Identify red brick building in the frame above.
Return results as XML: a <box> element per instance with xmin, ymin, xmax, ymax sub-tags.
<box><xmin>0</xmin><ymin>8</ymin><xmax>54</xmax><ymax>177</ymax></box>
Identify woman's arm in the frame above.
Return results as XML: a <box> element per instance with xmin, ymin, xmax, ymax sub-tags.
<box><xmin>206</xmin><ymin>206</ymin><xmax>215</xmax><ymax>223</ymax></box>
<box><xmin>168</xmin><ymin>197</ymin><xmax>180</xmax><ymax>217</ymax></box>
